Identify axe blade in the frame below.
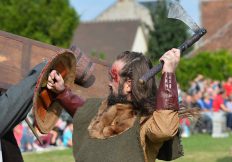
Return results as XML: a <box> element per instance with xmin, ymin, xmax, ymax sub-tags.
<box><xmin>168</xmin><ymin>0</ymin><xmax>200</xmax><ymax>33</ymax></box>
<box><xmin>139</xmin><ymin>0</ymin><xmax>207</xmax><ymax>84</ymax></box>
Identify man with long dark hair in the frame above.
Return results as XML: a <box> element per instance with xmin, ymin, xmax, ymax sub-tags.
<box><xmin>47</xmin><ymin>48</ymin><xmax>181</xmax><ymax>162</ymax></box>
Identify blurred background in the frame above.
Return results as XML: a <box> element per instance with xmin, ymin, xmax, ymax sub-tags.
<box><xmin>1</xmin><ymin>0</ymin><xmax>232</xmax><ymax>162</ymax></box>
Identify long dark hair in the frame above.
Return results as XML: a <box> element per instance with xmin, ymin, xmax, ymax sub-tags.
<box><xmin>117</xmin><ymin>51</ymin><xmax>157</xmax><ymax>115</ymax></box>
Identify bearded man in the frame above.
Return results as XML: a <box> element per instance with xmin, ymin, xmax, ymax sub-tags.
<box><xmin>47</xmin><ymin>48</ymin><xmax>181</xmax><ymax>162</ymax></box>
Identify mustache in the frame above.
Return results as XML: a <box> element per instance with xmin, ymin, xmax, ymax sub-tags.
<box><xmin>107</xmin><ymin>88</ymin><xmax>131</xmax><ymax>106</ymax></box>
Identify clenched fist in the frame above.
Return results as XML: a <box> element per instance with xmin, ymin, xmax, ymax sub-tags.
<box><xmin>47</xmin><ymin>70</ymin><xmax>65</xmax><ymax>93</ymax></box>
<box><xmin>160</xmin><ymin>48</ymin><xmax>180</xmax><ymax>73</ymax></box>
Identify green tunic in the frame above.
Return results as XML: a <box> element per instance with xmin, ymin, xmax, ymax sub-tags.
<box><xmin>73</xmin><ymin>98</ymin><xmax>145</xmax><ymax>162</ymax></box>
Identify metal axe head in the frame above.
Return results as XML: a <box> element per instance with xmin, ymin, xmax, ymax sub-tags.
<box><xmin>168</xmin><ymin>0</ymin><xmax>201</xmax><ymax>33</ymax></box>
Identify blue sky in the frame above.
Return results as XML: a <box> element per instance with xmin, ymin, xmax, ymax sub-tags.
<box><xmin>70</xmin><ymin>0</ymin><xmax>200</xmax><ymax>24</ymax></box>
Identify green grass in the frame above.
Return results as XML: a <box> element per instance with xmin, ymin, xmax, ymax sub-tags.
<box><xmin>23</xmin><ymin>134</ymin><xmax>232</xmax><ymax>162</ymax></box>
<box><xmin>23</xmin><ymin>148</ymin><xmax>74</xmax><ymax>162</ymax></box>
<box><xmin>159</xmin><ymin>134</ymin><xmax>232</xmax><ymax>162</ymax></box>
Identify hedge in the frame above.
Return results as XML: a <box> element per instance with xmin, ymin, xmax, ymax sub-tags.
<box><xmin>176</xmin><ymin>50</ymin><xmax>232</xmax><ymax>90</ymax></box>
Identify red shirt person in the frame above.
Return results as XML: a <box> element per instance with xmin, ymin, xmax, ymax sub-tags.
<box><xmin>213</xmin><ymin>90</ymin><xmax>231</xmax><ymax>112</ymax></box>
<box><xmin>223</xmin><ymin>77</ymin><xmax>232</xmax><ymax>97</ymax></box>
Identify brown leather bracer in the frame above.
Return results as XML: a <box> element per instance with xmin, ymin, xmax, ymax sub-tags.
<box><xmin>56</xmin><ymin>87</ymin><xmax>85</xmax><ymax>117</ymax></box>
<box><xmin>156</xmin><ymin>72</ymin><xmax>179</xmax><ymax>111</ymax></box>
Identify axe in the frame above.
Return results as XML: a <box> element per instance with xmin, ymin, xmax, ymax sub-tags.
<box><xmin>139</xmin><ymin>1</ymin><xmax>207</xmax><ymax>84</ymax></box>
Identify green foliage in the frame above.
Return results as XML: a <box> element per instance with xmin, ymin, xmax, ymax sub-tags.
<box><xmin>147</xmin><ymin>0</ymin><xmax>190</xmax><ymax>61</ymax></box>
<box><xmin>176</xmin><ymin>50</ymin><xmax>232</xmax><ymax>90</ymax></box>
<box><xmin>0</xmin><ymin>0</ymin><xmax>79</xmax><ymax>48</ymax></box>
<box><xmin>91</xmin><ymin>50</ymin><xmax>97</xmax><ymax>57</ymax></box>
<box><xmin>99</xmin><ymin>52</ymin><xmax>106</xmax><ymax>60</ymax></box>
<box><xmin>91</xmin><ymin>50</ymin><xmax>106</xmax><ymax>60</ymax></box>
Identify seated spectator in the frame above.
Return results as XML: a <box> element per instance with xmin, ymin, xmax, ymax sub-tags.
<box><xmin>212</xmin><ymin>89</ymin><xmax>231</xmax><ymax>138</ymax></box>
<box><xmin>202</xmin><ymin>93</ymin><xmax>213</xmax><ymax>112</ymax></box>
<box><xmin>223</xmin><ymin>77</ymin><xmax>232</xmax><ymax>97</ymax></box>
<box><xmin>197</xmin><ymin>93</ymin><xmax>213</xmax><ymax>134</ymax></box>
<box><xmin>192</xmin><ymin>91</ymin><xmax>203</xmax><ymax>108</ymax></box>
<box><xmin>213</xmin><ymin>90</ymin><xmax>231</xmax><ymax>113</ymax></box>
<box><xmin>20</xmin><ymin>121</ymin><xmax>34</xmax><ymax>152</ymax></box>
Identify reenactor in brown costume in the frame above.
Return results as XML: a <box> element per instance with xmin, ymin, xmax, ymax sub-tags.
<box><xmin>47</xmin><ymin>48</ymin><xmax>182</xmax><ymax>162</ymax></box>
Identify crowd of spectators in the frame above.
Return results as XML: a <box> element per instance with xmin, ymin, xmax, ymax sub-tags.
<box><xmin>179</xmin><ymin>74</ymin><xmax>232</xmax><ymax>137</ymax></box>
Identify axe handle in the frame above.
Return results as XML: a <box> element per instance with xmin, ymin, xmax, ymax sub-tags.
<box><xmin>139</xmin><ymin>28</ymin><xmax>207</xmax><ymax>84</ymax></box>
<box><xmin>178</xmin><ymin>28</ymin><xmax>207</xmax><ymax>53</ymax></box>
<box><xmin>25</xmin><ymin>117</ymin><xmax>43</xmax><ymax>145</ymax></box>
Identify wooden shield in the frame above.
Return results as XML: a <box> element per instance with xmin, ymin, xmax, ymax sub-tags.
<box><xmin>33</xmin><ymin>49</ymin><xmax>76</xmax><ymax>134</ymax></box>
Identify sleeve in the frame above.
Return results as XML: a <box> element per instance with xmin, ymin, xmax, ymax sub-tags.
<box><xmin>141</xmin><ymin>110</ymin><xmax>179</xmax><ymax>143</ymax></box>
<box><xmin>56</xmin><ymin>87</ymin><xmax>85</xmax><ymax>117</ymax></box>
<box><xmin>0</xmin><ymin>62</ymin><xmax>46</xmax><ymax>137</ymax></box>
<box><xmin>140</xmin><ymin>72</ymin><xmax>179</xmax><ymax>143</ymax></box>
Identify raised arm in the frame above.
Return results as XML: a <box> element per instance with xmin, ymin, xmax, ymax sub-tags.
<box><xmin>47</xmin><ymin>70</ymin><xmax>85</xmax><ymax>117</ymax></box>
<box><xmin>141</xmin><ymin>48</ymin><xmax>180</xmax><ymax>143</ymax></box>
<box><xmin>0</xmin><ymin>62</ymin><xmax>46</xmax><ymax>137</ymax></box>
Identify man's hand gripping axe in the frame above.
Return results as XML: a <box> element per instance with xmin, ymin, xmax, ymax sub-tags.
<box><xmin>139</xmin><ymin>1</ymin><xmax>207</xmax><ymax>84</ymax></box>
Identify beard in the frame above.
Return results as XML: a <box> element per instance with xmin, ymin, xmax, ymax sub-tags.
<box><xmin>107</xmin><ymin>84</ymin><xmax>131</xmax><ymax>107</ymax></box>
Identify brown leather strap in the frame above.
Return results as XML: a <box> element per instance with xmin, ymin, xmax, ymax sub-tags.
<box><xmin>40</xmin><ymin>90</ymin><xmax>52</xmax><ymax>109</ymax></box>
<box><xmin>156</xmin><ymin>72</ymin><xmax>179</xmax><ymax>110</ymax></box>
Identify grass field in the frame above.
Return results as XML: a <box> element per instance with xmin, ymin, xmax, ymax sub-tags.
<box><xmin>23</xmin><ymin>148</ymin><xmax>75</xmax><ymax>162</ymax></box>
<box><xmin>23</xmin><ymin>134</ymin><xmax>232</xmax><ymax>162</ymax></box>
<box><xmin>165</xmin><ymin>134</ymin><xmax>232</xmax><ymax>162</ymax></box>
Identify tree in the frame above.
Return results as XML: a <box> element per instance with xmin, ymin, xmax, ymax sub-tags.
<box><xmin>176</xmin><ymin>50</ymin><xmax>232</xmax><ymax>90</ymax></box>
<box><xmin>147</xmin><ymin>0</ymin><xmax>190</xmax><ymax>61</ymax></box>
<box><xmin>0</xmin><ymin>0</ymin><xmax>79</xmax><ymax>48</ymax></box>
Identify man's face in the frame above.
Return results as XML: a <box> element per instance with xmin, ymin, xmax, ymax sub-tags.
<box><xmin>108</xmin><ymin>60</ymin><xmax>131</xmax><ymax>106</ymax></box>
<box><xmin>108</xmin><ymin>60</ymin><xmax>124</xmax><ymax>95</ymax></box>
